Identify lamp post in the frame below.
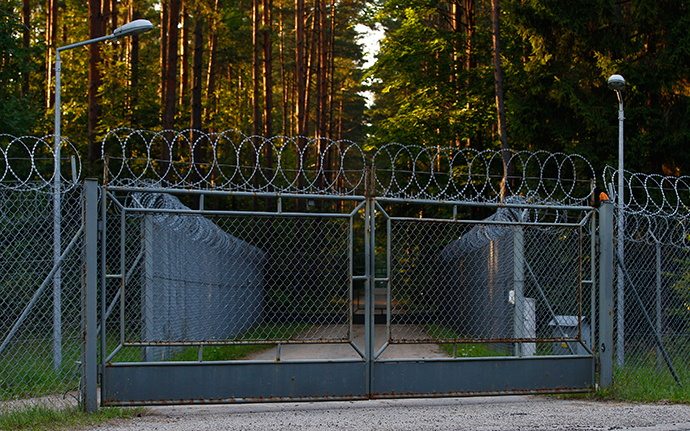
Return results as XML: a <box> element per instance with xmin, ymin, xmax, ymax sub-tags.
<box><xmin>607</xmin><ymin>73</ymin><xmax>625</xmax><ymax>367</ymax></box>
<box><xmin>53</xmin><ymin>19</ymin><xmax>154</xmax><ymax>371</ymax></box>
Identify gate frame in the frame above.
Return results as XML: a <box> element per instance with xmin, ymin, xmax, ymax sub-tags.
<box><xmin>367</xmin><ymin>196</ymin><xmax>598</xmax><ymax>398</ymax></box>
<box><xmin>83</xmin><ymin>176</ymin><xmax>609</xmax><ymax>408</ymax></box>
<box><xmin>96</xmin><ymin>182</ymin><xmax>372</xmax><ymax>406</ymax></box>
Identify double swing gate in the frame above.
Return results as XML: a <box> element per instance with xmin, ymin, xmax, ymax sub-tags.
<box><xmin>88</xmin><ymin>170</ymin><xmax>597</xmax><ymax>406</ymax></box>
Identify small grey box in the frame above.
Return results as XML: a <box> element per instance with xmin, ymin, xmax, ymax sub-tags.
<box><xmin>549</xmin><ymin>316</ymin><xmax>591</xmax><ymax>355</ymax></box>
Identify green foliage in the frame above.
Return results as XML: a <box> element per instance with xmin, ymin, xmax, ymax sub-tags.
<box><xmin>426</xmin><ymin>324</ymin><xmax>511</xmax><ymax>357</ymax></box>
<box><xmin>369</xmin><ymin>0</ymin><xmax>690</xmax><ymax>176</ymax></box>
<box><xmin>367</xmin><ymin>0</ymin><xmax>495</xmax><ymax>149</ymax></box>
<box><xmin>167</xmin><ymin>323</ymin><xmax>311</xmax><ymax>361</ymax></box>
<box><xmin>0</xmin><ymin>336</ymin><xmax>81</xmax><ymax>401</ymax></box>
<box><xmin>0</xmin><ymin>2</ymin><xmax>46</xmax><ymax>135</ymax></box>
<box><xmin>169</xmin><ymin>344</ymin><xmax>273</xmax><ymax>362</ymax></box>
<box><xmin>614</xmin><ymin>361</ymin><xmax>690</xmax><ymax>403</ymax></box>
<box><xmin>0</xmin><ymin>405</ymin><xmax>144</xmax><ymax>431</ymax></box>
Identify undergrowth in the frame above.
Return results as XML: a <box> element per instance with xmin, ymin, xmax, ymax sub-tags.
<box><xmin>0</xmin><ymin>405</ymin><xmax>144</xmax><ymax>431</ymax></box>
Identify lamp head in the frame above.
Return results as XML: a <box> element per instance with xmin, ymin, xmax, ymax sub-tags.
<box><xmin>113</xmin><ymin>19</ymin><xmax>154</xmax><ymax>38</ymax></box>
<box><xmin>607</xmin><ymin>74</ymin><xmax>626</xmax><ymax>92</ymax></box>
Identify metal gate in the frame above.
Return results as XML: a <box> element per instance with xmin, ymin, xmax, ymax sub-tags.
<box><xmin>369</xmin><ymin>198</ymin><xmax>595</xmax><ymax>398</ymax></box>
<box><xmin>95</xmin><ymin>189</ymin><xmax>596</xmax><ymax>406</ymax></box>
<box><xmin>90</xmin><ymin>132</ymin><xmax>597</xmax><ymax>406</ymax></box>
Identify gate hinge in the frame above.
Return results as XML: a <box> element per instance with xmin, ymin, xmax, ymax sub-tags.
<box><xmin>98</xmin><ymin>220</ymin><xmax>104</xmax><ymax>232</ymax></box>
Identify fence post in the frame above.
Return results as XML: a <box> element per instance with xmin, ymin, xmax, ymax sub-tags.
<box><xmin>364</xmin><ymin>166</ymin><xmax>375</xmax><ymax>397</ymax></box>
<box><xmin>598</xmin><ymin>200</ymin><xmax>614</xmax><ymax>389</ymax></box>
<box><xmin>82</xmin><ymin>179</ymin><xmax>99</xmax><ymax>412</ymax></box>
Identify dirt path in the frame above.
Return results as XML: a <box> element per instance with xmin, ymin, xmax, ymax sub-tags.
<box><xmin>82</xmin><ymin>396</ymin><xmax>690</xmax><ymax>430</ymax></box>
<box><xmin>247</xmin><ymin>324</ymin><xmax>448</xmax><ymax>361</ymax></box>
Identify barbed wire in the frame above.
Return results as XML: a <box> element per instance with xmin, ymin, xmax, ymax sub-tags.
<box><xmin>0</xmin><ymin>134</ymin><xmax>81</xmax><ymax>191</ymax></box>
<box><xmin>99</xmin><ymin>128</ymin><xmax>597</xmax><ymax>204</ymax></box>
<box><xmin>623</xmin><ymin>212</ymin><xmax>690</xmax><ymax>248</ymax></box>
<box><xmin>101</xmin><ymin>128</ymin><xmax>367</xmax><ymax>195</ymax></box>
<box><xmin>603</xmin><ymin>165</ymin><xmax>690</xmax><ymax>217</ymax></box>
<box><xmin>4</xmin><ymin>128</ymin><xmax>690</xmax><ymax>217</ymax></box>
<box><xmin>371</xmin><ymin>144</ymin><xmax>595</xmax><ymax>203</ymax></box>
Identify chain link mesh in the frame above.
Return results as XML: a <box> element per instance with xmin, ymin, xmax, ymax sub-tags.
<box><xmin>387</xmin><ymin>206</ymin><xmax>588</xmax><ymax>358</ymax></box>
<box><xmin>0</xmin><ymin>186</ymin><xmax>83</xmax><ymax>412</ymax></box>
<box><xmin>614</xmin><ymin>211</ymin><xmax>690</xmax><ymax>395</ymax></box>
<box><xmin>103</xmin><ymin>192</ymin><xmax>353</xmax><ymax>363</ymax></box>
<box><xmin>5</xmin><ymin>130</ymin><xmax>690</xmax><ymax>409</ymax></box>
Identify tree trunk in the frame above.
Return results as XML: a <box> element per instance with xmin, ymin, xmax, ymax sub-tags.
<box><xmin>204</xmin><ymin>0</ymin><xmax>219</xmax><ymax>130</ymax></box>
<box><xmin>180</xmin><ymin>0</ymin><xmax>190</xmax><ymax>109</ymax></box>
<box><xmin>327</xmin><ymin>0</ymin><xmax>335</xmax><ymax>138</ymax></box>
<box><xmin>263</xmin><ymin>0</ymin><xmax>274</xmax><ymax>210</ymax></box>
<box><xmin>314</xmin><ymin>0</ymin><xmax>323</xmax><ymax>138</ymax></box>
<box><xmin>101</xmin><ymin>0</ymin><xmax>111</xmax><ymax>33</ymax></box>
<box><xmin>305</xmin><ymin>11</ymin><xmax>317</xmax><ymax>136</ymax></box>
<box><xmin>252</xmin><ymin>0</ymin><xmax>261</xmax><ymax>210</ymax></box>
<box><xmin>191</xmin><ymin>13</ymin><xmax>203</xmax><ymax>133</ymax></box>
<box><xmin>252</xmin><ymin>0</ymin><xmax>262</xmax><ymax>137</ymax></box>
<box><xmin>162</xmin><ymin>0</ymin><xmax>180</xmax><ymax>181</ymax></box>
<box><xmin>295</xmin><ymin>0</ymin><xmax>306</xmax><ymax>207</ymax></box>
<box><xmin>22</xmin><ymin>0</ymin><xmax>30</xmax><ymax>98</ymax></box>
<box><xmin>314</xmin><ymin>0</ymin><xmax>328</xmax><ymax>200</ymax></box>
<box><xmin>130</xmin><ymin>6</ymin><xmax>141</xmax><ymax>127</ymax></box>
<box><xmin>263</xmin><ymin>0</ymin><xmax>274</xmax><ymax>139</ymax></box>
<box><xmin>279</xmin><ymin>4</ymin><xmax>288</xmax><ymax>136</ymax></box>
<box><xmin>491</xmin><ymin>0</ymin><xmax>510</xmax><ymax>198</ymax></box>
<box><xmin>160</xmin><ymin>0</ymin><xmax>169</xmax><ymax>115</ymax></box>
<box><xmin>111</xmin><ymin>0</ymin><xmax>118</xmax><ymax>30</ymax></box>
<box><xmin>191</xmin><ymin>9</ymin><xmax>204</xmax><ymax>205</ymax></box>
<box><xmin>320</xmin><ymin>0</ymin><xmax>330</xmax><ymax>138</ymax></box>
<box><xmin>163</xmin><ymin>0</ymin><xmax>180</xmax><ymax>131</ymax></box>
<box><xmin>46</xmin><ymin>0</ymin><xmax>58</xmax><ymax>109</ymax></box>
<box><xmin>88</xmin><ymin>0</ymin><xmax>104</xmax><ymax>171</ymax></box>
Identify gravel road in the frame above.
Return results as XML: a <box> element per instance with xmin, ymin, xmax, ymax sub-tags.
<box><xmin>84</xmin><ymin>396</ymin><xmax>690</xmax><ymax>431</ymax></box>
<box><xmin>85</xmin><ymin>326</ymin><xmax>690</xmax><ymax>430</ymax></box>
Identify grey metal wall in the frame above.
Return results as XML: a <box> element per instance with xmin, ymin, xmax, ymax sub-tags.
<box><xmin>136</xmin><ymin>193</ymin><xmax>265</xmax><ymax>361</ymax></box>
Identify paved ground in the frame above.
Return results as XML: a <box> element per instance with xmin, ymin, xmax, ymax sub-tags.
<box><xmin>247</xmin><ymin>324</ymin><xmax>448</xmax><ymax>361</ymax></box>
<box><xmin>82</xmin><ymin>325</ymin><xmax>690</xmax><ymax>430</ymax></box>
<box><xmin>84</xmin><ymin>396</ymin><xmax>690</xmax><ymax>430</ymax></box>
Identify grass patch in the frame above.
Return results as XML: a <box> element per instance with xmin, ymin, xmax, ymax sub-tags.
<box><xmin>438</xmin><ymin>342</ymin><xmax>510</xmax><ymax>358</ymax></box>
<box><xmin>0</xmin><ymin>405</ymin><xmax>144</xmax><ymax>431</ymax></box>
<box><xmin>170</xmin><ymin>343</ymin><xmax>275</xmax><ymax>361</ymax></box>
<box><xmin>424</xmin><ymin>324</ymin><xmax>511</xmax><ymax>357</ymax></box>
<box><xmin>167</xmin><ymin>323</ymin><xmax>312</xmax><ymax>362</ymax></box>
<box><xmin>552</xmin><ymin>356</ymin><xmax>690</xmax><ymax>403</ymax></box>
<box><xmin>612</xmin><ymin>363</ymin><xmax>690</xmax><ymax>403</ymax></box>
<box><xmin>0</xmin><ymin>337</ymin><xmax>81</xmax><ymax>401</ymax></box>
<box><xmin>106</xmin><ymin>323</ymin><xmax>311</xmax><ymax>363</ymax></box>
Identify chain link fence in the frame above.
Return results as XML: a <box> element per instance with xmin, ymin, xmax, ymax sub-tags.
<box><xmin>386</xmin><ymin>204</ymin><xmax>592</xmax><ymax>359</ymax></box>
<box><xmin>614</xmin><ymin>212</ymin><xmax>690</xmax><ymax>397</ymax></box>
<box><xmin>0</xmin><ymin>186</ymin><xmax>84</xmax><ymax>412</ymax></box>
<box><xmin>3</xmin><ymin>131</ymin><xmax>690</xmax><ymax>412</ymax></box>
<box><xmin>101</xmin><ymin>191</ymin><xmax>358</xmax><ymax>365</ymax></box>
<box><xmin>0</xmin><ymin>134</ymin><xmax>84</xmax><ymax>413</ymax></box>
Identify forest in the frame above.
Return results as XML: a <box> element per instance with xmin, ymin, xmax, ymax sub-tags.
<box><xmin>1</xmin><ymin>0</ymin><xmax>690</xmax><ymax>177</ymax></box>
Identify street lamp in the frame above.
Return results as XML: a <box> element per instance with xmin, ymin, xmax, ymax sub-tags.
<box><xmin>607</xmin><ymin>73</ymin><xmax>625</xmax><ymax>367</ymax></box>
<box><xmin>52</xmin><ymin>19</ymin><xmax>154</xmax><ymax>371</ymax></box>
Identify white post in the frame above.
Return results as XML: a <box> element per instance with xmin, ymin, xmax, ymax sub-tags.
<box><xmin>512</xmin><ymin>224</ymin><xmax>525</xmax><ymax>356</ymax></box>
<box><xmin>607</xmin><ymin>74</ymin><xmax>626</xmax><ymax>367</ymax></box>
<box><xmin>616</xmin><ymin>90</ymin><xmax>625</xmax><ymax>367</ymax></box>
<box><xmin>53</xmin><ymin>50</ymin><xmax>62</xmax><ymax>372</ymax></box>
<box><xmin>51</xmin><ymin>19</ymin><xmax>154</xmax><ymax>372</ymax></box>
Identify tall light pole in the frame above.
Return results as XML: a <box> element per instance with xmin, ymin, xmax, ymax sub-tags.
<box><xmin>53</xmin><ymin>19</ymin><xmax>154</xmax><ymax>371</ymax></box>
<box><xmin>607</xmin><ymin>73</ymin><xmax>625</xmax><ymax>367</ymax></box>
